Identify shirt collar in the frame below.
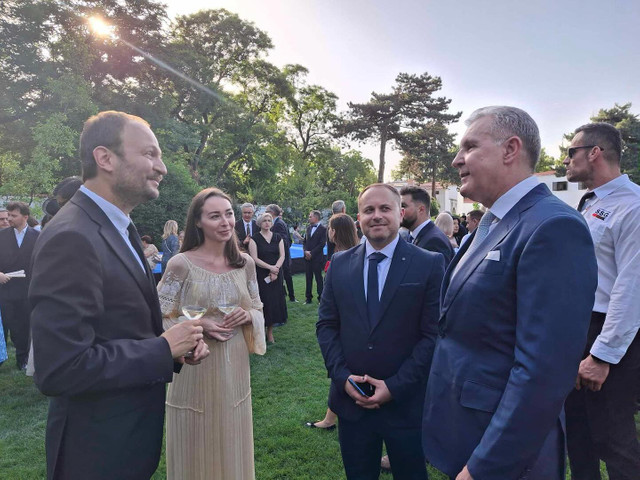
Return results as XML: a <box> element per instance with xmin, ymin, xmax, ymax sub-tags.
<box><xmin>489</xmin><ymin>176</ymin><xmax>540</xmax><ymax>220</ymax></box>
<box><xmin>365</xmin><ymin>233</ymin><xmax>400</xmax><ymax>259</ymax></box>
<box><xmin>79</xmin><ymin>185</ymin><xmax>131</xmax><ymax>235</ymax></box>
<box><xmin>592</xmin><ymin>174</ymin><xmax>629</xmax><ymax>199</ymax></box>
<box><xmin>410</xmin><ymin>218</ymin><xmax>431</xmax><ymax>236</ymax></box>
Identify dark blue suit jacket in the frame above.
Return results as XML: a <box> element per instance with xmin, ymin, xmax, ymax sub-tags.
<box><xmin>411</xmin><ymin>221</ymin><xmax>454</xmax><ymax>265</ymax></box>
<box><xmin>317</xmin><ymin>238</ymin><xmax>444</xmax><ymax>426</ymax></box>
<box><xmin>422</xmin><ymin>184</ymin><xmax>598</xmax><ymax>479</ymax></box>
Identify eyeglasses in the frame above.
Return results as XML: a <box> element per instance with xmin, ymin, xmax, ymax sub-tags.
<box><xmin>567</xmin><ymin>145</ymin><xmax>603</xmax><ymax>158</ymax></box>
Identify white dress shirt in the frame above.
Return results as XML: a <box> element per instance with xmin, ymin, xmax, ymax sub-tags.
<box><xmin>14</xmin><ymin>225</ymin><xmax>28</xmax><ymax>247</ymax></box>
<box><xmin>487</xmin><ymin>176</ymin><xmax>540</xmax><ymax>228</ymax></box>
<box><xmin>579</xmin><ymin>174</ymin><xmax>640</xmax><ymax>364</ymax></box>
<box><xmin>409</xmin><ymin>219</ymin><xmax>432</xmax><ymax>243</ymax></box>
<box><xmin>79</xmin><ymin>185</ymin><xmax>146</xmax><ymax>273</ymax></box>
<box><xmin>363</xmin><ymin>234</ymin><xmax>400</xmax><ymax>301</ymax></box>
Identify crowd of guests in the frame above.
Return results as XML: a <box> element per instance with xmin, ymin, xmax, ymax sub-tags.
<box><xmin>0</xmin><ymin>106</ymin><xmax>638</xmax><ymax>480</ymax></box>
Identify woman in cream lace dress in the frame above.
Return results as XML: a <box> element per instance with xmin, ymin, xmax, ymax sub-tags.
<box><xmin>158</xmin><ymin>188</ymin><xmax>266</xmax><ymax>480</ymax></box>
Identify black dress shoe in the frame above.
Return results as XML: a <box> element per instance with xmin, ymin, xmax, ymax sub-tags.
<box><xmin>304</xmin><ymin>421</ymin><xmax>336</xmax><ymax>431</ymax></box>
<box><xmin>289</xmin><ymin>298</ymin><xmax>299</xmax><ymax>303</ymax></box>
<box><xmin>303</xmin><ymin>300</ymin><xmax>313</xmax><ymax>305</ymax></box>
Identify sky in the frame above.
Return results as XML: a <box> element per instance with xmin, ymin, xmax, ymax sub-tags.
<box><xmin>164</xmin><ymin>0</ymin><xmax>640</xmax><ymax>180</ymax></box>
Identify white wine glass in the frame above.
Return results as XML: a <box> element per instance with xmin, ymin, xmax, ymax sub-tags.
<box><xmin>215</xmin><ymin>283</ymin><xmax>239</xmax><ymax>339</ymax></box>
<box><xmin>179</xmin><ymin>278</ymin><xmax>208</xmax><ymax>356</ymax></box>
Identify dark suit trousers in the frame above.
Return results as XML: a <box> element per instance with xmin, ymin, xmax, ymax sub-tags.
<box><xmin>565</xmin><ymin>313</ymin><xmax>640</xmax><ymax>480</ymax></box>
<box><xmin>305</xmin><ymin>260</ymin><xmax>323</xmax><ymax>302</ymax></box>
<box><xmin>282</xmin><ymin>251</ymin><xmax>295</xmax><ymax>300</ymax></box>
<box><xmin>0</xmin><ymin>299</ymin><xmax>30</xmax><ymax>368</ymax></box>
<box><xmin>339</xmin><ymin>412</ymin><xmax>427</xmax><ymax>480</ymax></box>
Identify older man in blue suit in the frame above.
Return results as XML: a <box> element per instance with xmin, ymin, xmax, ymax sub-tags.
<box><xmin>422</xmin><ymin>106</ymin><xmax>598</xmax><ymax>480</ymax></box>
<box><xmin>318</xmin><ymin>183</ymin><xmax>444</xmax><ymax>479</ymax></box>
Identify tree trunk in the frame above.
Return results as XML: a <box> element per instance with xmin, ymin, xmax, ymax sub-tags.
<box><xmin>378</xmin><ymin>129</ymin><xmax>387</xmax><ymax>183</ymax></box>
<box><xmin>431</xmin><ymin>163</ymin><xmax>436</xmax><ymax>198</ymax></box>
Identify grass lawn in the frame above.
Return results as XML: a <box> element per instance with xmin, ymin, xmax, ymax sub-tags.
<box><xmin>1</xmin><ymin>273</ymin><xmax>638</xmax><ymax>479</ymax></box>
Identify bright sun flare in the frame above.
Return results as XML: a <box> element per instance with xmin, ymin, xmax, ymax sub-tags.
<box><xmin>88</xmin><ymin>17</ymin><xmax>116</xmax><ymax>38</ymax></box>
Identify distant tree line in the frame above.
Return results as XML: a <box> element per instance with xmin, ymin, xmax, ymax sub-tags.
<box><xmin>1</xmin><ymin>1</ymin><xmax>637</xmax><ymax>237</ymax></box>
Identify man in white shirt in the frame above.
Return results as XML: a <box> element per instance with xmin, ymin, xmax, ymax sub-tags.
<box><xmin>422</xmin><ymin>106</ymin><xmax>597</xmax><ymax>480</ymax></box>
<box><xmin>564</xmin><ymin>122</ymin><xmax>640</xmax><ymax>480</ymax></box>
<box><xmin>458</xmin><ymin>209</ymin><xmax>484</xmax><ymax>248</ymax></box>
<box><xmin>0</xmin><ymin>208</ymin><xmax>9</xmax><ymax>229</ymax></box>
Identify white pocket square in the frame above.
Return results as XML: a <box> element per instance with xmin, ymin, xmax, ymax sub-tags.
<box><xmin>485</xmin><ymin>250</ymin><xmax>500</xmax><ymax>261</ymax></box>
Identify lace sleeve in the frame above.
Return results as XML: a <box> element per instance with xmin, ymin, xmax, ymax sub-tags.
<box><xmin>157</xmin><ymin>254</ymin><xmax>189</xmax><ymax>331</ymax></box>
<box><xmin>241</xmin><ymin>254</ymin><xmax>266</xmax><ymax>355</ymax></box>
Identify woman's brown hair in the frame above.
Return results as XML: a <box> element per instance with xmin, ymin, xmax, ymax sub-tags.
<box><xmin>181</xmin><ymin>188</ymin><xmax>246</xmax><ymax>268</ymax></box>
<box><xmin>329</xmin><ymin>213</ymin><xmax>358</xmax><ymax>253</ymax></box>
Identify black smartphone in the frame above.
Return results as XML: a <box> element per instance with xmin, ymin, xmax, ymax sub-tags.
<box><xmin>348</xmin><ymin>378</ymin><xmax>375</xmax><ymax>397</ymax></box>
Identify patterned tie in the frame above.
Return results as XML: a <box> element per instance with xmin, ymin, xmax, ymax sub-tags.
<box><xmin>246</xmin><ymin>223</ymin><xmax>251</xmax><ymax>236</ymax></box>
<box><xmin>453</xmin><ymin>211</ymin><xmax>496</xmax><ymax>277</ymax></box>
<box><xmin>367</xmin><ymin>252</ymin><xmax>387</xmax><ymax>329</ymax></box>
<box><xmin>577</xmin><ymin>191</ymin><xmax>595</xmax><ymax>212</ymax></box>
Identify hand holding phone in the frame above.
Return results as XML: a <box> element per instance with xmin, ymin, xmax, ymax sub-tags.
<box><xmin>348</xmin><ymin>377</ymin><xmax>375</xmax><ymax>397</ymax></box>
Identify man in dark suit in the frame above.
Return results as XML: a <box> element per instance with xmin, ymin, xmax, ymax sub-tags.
<box><xmin>317</xmin><ymin>183</ymin><xmax>444</xmax><ymax>479</ymax></box>
<box><xmin>422</xmin><ymin>106</ymin><xmax>598</xmax><ymax>480</ymax></box>
<box><xmin>29</xmin><ymin>111</ymin><xmax>208</xmax><ymax>480</ymax></box>
<box><xmin>266</xmin><ymin>204</ymin><xmax>296</xmax><ymax>302</ymax></box>
<box><xmin>234</xmin><ymin>202</ymin><xmax>258</xmax><ymax>252</ymax></box>
<box><xmin>0</xmin><ymin>201</ymin><xmax>39</xmax><ymax>370</ymax></box>
<box><xmin>303</xmin><ymin>209</ymin><xmax>326</xmax><ymax>304</ymax></box>
<box><xmin>400</xmin><ymin>186</ymin><xmax>454</xmax><ymax>265</ymax></box>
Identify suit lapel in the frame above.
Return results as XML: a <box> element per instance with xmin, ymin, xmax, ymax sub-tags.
<box><xmin>72</xmin><ymin>192</ymin><xmax>154</xmax><ymax>303</ymax></box>
<box><xmin>440</xmin><ymin>183</ymin><xmax>552</xmax><ymax>320</ymax></box>
<box><xmin>350</xmin><ymin>245</ymin><xmax>369</xmax><ymax>328</ymax></box>
<box><xmin>373</xmin><ymin>240</ymin><xmax>413</xmax><ymax>331</ymax></box>
<box><xmin>413</xmin><ymin>222</ymin><xmax>432</xmax><ymax>245</ymax></box>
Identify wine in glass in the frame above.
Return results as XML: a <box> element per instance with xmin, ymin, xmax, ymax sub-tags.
<box><xmin>216</xmin><ymin>284</ymin><xmax>239</xmax><ymax>338</ymax></box>
<box><xmin>179</xmin><ymin>278</ymin><xmax>208</xmax><ymax>356</ymax></box>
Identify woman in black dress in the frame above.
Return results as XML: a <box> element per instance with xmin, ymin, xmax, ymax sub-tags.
<box><xmin>248</xmin><ymin>212</ymin><xmax>287</xmax><ymax>343</ymax></box>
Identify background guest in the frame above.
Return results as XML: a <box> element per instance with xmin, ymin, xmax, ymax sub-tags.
<box><xmin>266</xmin><ymin>204</ymin><xmax>296</xmax><ymax>303</ymax></box>
<box><xmin>141</xmin><ymin>235</ymin><xmax>160</xmax><ymax>271</ymax></box>
<box><xmin>235</xmin><ymin>203</ymin><xmax>257</xmax><ymax>252</ymax></box>
<box><xmin>303</xmin><ymin>210</ymin><xmax>326</xmax><ymax>304</ymax></box>
<box><xmin>305</xmin><ymin>212</ymin><xmax>358</xmax><ymax>431</ymax></box>
<box><xmin>292</xmin><ymin>224</ymin><xmax>304</xmax><ymax>244</ymax></box>
<box><xmin>158</xmin><ymin>187</ymin><xmax>265</xmax><ymax>480</ymax></box>
<box><xmin>161</xmin><ymin>220</ymin><xmax>179</xmax><ymax>273</ymax></box>
<box><xmin>434</xmin><ymin>212</ymin><xmax>457</xmax><ymax>248</ymax></box>
<box><xmin>249</xmin><ymin>213</ymin><xmax>287</xmax><ymax>343</ymax></box>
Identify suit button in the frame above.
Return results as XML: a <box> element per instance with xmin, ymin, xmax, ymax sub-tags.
<box><xmin>367</xmin><ymin>343</ymin><xmax>373</xmax><ymax>350</ymax></box>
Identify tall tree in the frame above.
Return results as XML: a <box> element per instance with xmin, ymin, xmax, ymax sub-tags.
<box><xmin>282</xmin><ymin>65</ymin><xmax>338</xmax><ymax>158</ymax></box>
<box><xmin>535</xmin><ymin>147</ymin><xmax>562</xmax><ymax>173</ymax></box>
<box><xmin>339</xmin><ymin>72</ymin><xmax>460</xmax><ymax>182</ymax></box>
<box><xmin>394</xmin><ymin>121</ymin><xmax>458</xmax><ymax>195</ymax></box>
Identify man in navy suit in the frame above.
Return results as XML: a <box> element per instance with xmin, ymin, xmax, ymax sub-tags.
<box><xmin>422</xmin><ymin>106</ymin><xmax>598</xmax><ymax>480</ymax></box>
<box><xmin>318</xmin><ymin>183</ymin><xmax>444</xmax><ymax>479</ymax></box>
<box><xmin>303</xmin><ymin>210</ymin><xmax>327</xmax><ymax>304</ymax></box>
<box><xmin>400</xmin><ymin>186</ymin><xmax>454</xmax><ymax>264</ymax></box>
<box><xmin>0</xmin><ymin>201</ymin><xmax>39</xmax><ymax>370</ymax></box>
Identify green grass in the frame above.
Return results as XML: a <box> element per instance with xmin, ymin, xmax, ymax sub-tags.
<box><xmin>1</xmin><ymin>274</ymin><xmax>638</xmax><ymax>479</ymax></box>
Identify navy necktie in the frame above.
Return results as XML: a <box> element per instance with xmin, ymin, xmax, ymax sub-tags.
<box><xmin>408</xmin><ymin>233</ymin><xmax>414</xmax><ymax>244</ymax></box>
<box><xmin>577</xmin><ymin>191</ymin><xmax>595</xmax><ymax>212</ymax></box>
<box><xmin>367</xmin><ymin>252</ymin><xmax>386</xmax><ymax>329</ymax></box>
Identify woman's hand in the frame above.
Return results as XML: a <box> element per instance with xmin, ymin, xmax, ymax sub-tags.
<box><xmin>200</xmin><ymin>316</ymin><xmax>234</xmax><ymax>342</ymax></box>
<box><xmin>221</xmin><ymin>307</ymin><xmax>251</xmax><ymax>329</ymax></box>
<box><xmin>269</xmin><ymin>272</ymin><xmax>278</xmax><ymax>282</ymax></box>
<box><xmin>269</xmin><ymin>265</ymin><xmax>280</xmax><ymax>275</ymax></box>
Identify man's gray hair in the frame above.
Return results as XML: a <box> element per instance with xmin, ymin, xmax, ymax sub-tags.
<box><xmin>332</xmin><ymin>200</ymin><xmax>346</xmax><ymax>214</ymax></box>
<box><xmin>240</xmin><ymin>202</ymin><xmax>255</xmax><ymax>211</ymax></box>
<box><xmin>466</xmin><ymin>106</ymin><xmax>541</xmax><ymax>170</ymax></box>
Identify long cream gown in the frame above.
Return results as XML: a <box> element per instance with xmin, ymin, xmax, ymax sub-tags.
<box><xmin>158</xmin><ymin>253</ymin><xmax>266</xmax><ymax>480</ymax></box>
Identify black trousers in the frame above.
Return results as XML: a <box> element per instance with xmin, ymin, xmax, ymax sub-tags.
<box><xmin>565</xmin><ymin>312</ymin><xmax>640</xmax><ymax>480</ymax></box>
<box><xmin>0</xmin><ymin>299</ymin><xmax>31</xmax><ymax>368</ymax></box>
<box><xmin>305</xmin><ymin>260</ymin><xmax>323</xmax><ymax>302</ymax></box>
<box><xmin>339</xmin><ymin>413</ymin><xmax>427</xmax><ymax>480</ymax></box>
<box><xmin>282</xmin><ymin>254</ymin><xmax>295</xmax><ymax>300</ymax></box>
